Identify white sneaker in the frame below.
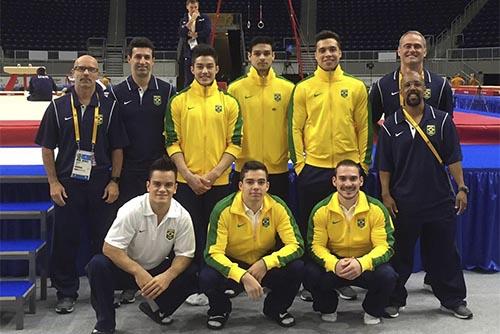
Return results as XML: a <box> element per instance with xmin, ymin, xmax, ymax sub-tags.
<box><xmin>321</xmin><ymin>312</ymin><xmax>337</xmax><ymax>322</ymax></box>
<box><xmin>364</xmin><ymin>312</ymin><xmax>381</xmax><ymax>325</ymax></box>
<box><xmin>185</xmin><ymin>293</ymin><xmax>209</xmax><ymax>306</ymax></box>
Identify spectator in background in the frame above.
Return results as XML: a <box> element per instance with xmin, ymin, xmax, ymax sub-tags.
<box><xmin>27</xmin><ymin>66</ymin><xmax>57</xmax><ymax>101</ymax></box>
<box><xmin>450</xmin><ymin>73</ymin><xmax>465</xmax><ymax>88</ymax></box>
<box><xmin>468</xmin><ymin>73</ymin><xmax>480</xmax><ymax>86</ymax></box>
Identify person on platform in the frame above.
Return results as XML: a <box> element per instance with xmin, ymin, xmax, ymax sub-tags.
<box><xmin>27</xmin><ymin>66</ymin><xmax>57</xmax><ymax>101</ymax></box>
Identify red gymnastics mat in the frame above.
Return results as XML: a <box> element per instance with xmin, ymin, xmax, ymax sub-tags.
<box><xmin>0</xmin><ymin>120</ymin><xmax>40</xmax><ymax>146</ymax></box>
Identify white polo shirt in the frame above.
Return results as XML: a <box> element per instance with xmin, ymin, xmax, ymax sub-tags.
<box><xmin>105</xmin><ymin>194</ymin><xmax>195</xmax><ymax>270</ymax></box>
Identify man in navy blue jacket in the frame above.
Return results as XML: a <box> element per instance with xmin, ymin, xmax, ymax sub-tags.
<box><xmin>178</xmin><ymin>0</ymin><xmax>211</xmax><ymax>88</ymax></box>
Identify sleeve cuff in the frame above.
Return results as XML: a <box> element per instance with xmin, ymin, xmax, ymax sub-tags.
<box><xmin>166</xmin><ymin>145</ymin><xmax>182</xmax><ymax>157</ymax></box>
<box><xmin>228</xmin><ymin>266</ymin><xmax>247</xmax><ymax>283</ymax></box>
<box><xmin>225</xmin><ymin>145</ymin><xmax>241</xmax><ymax>159</ymax></box>
<box><xmin>262</xmin><ymin>255</ymin><xmax>278</xmax><ymax>270</ymax></box>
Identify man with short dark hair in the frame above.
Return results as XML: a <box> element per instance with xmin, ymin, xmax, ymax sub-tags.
<box><xmin>201</xmin><ymin>160</ymin><xmax>304</xmax><ymax>330</ymax></box>
<box><xmin>87</xmin><ymin>157</ymin><xmax>197</xmax><ymax>334</ymax></box>
<box><xmin>27</xmin><ymin>66</ymin><xmax>57</xmax><ymax>101</ymax></box>
<box><xmin>165</xmin><ymin>44</ymin><xmax>242</xmax><ymax>306</ymax></box>
<box><xmin>305</xmin><ymin>159</ymin><xmax>396</xmax><ymax>325</ymax></box>
<box><xmin>178</xmin><ymin>0</ymin><xmax>211</xmax><ymax>87</ymax></box>
<box><xmin>378</xmin><ymin>71</ymin><xmax>472</xmax><ymax>320</ymax></box>
<box><xmin>35</xmin><ymin>55</ymin><xmax>128</xmax><ymax>314</ymax></box>
<box><xmin>228</xmin><ymin>36</ymin><xmax>294</xmax><ymax>203</ymax></box>
<box><xmin>289</xmin><ymin>30</ymin><xmax>372</xmax><ymax>301</ymax></box>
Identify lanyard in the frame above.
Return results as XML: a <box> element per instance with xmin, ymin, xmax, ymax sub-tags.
<box><xmin>70</xmin><ymin>94</ymin><xmax>100</xmax><ymax>152</ymax></box>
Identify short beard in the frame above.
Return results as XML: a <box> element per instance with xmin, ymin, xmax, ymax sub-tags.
<box><xmin>405</xmin><ymin>93</ymin><xmax>422</xmax><ymax>107</ymax></box>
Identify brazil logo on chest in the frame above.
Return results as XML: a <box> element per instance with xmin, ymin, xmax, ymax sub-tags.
<box><xmin>424</xmin><ymin>88</ymin><xmax>431</xmax><ymax>100</ymax></box>
<box><xmin>166</xmin><ymin>228</ymin><xmax>175</xmax><ymax>240</ymax></box>
<box><xmin>96</xmin><ymin>114</ymin><xmax>103</xmax><ymax>125</ymax></box>
<box><xmin>262</xmin><ymin>217</ymin><xmax>270</xmax><ymax>228</ymax></box>
<box><xmin>153</xmin><ymin>95</ymin><xmax>162</xmax><ymax>106</ymax></box>
<box><xmin>426</xmin><ymin>124</ymin><xmax>436</xmax><ymax>136</ymax></box>
<box><xmin>357</xmin><ymin>218</ymin><xmax>365</xmax><ymax>229</ymax></box>
<box><xmin>274</xmin><ymin>93</ymin><xmax>281</xmax><ymax>102</ymax></box>
<box><xmin>215</xmin><ymin>104</ymin><xmax>223</xmax><ymax>113</ymax></box>
<box><xmin>341</xmin><ymin>89</ymin><xmax>348</xmax><ymax>98</ymax></box>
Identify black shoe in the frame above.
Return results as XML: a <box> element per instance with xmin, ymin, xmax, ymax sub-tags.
<box><xmin>55</xmin><ymin>297</ymin><xmax>76</xmax><ymax>314</ymax></box>
<box><xmin>265</xmin><ymin>311</ymin><xmax>296</xmax><ymax>327</ymax></box>
<box><xmin>440</xmin><ymin>305</ymin><xmax>473</xmax><ymax>319</ymax></box>
<box><xmin>91</xmin><ymin>328</ymin><xmax>115</xmax><ymax>334</ymax></box>
<box><xmin>299</xmin><ymin>289</ymin><xmax>313</xmax><ymax>302</ymax></box>
<box><xmin>120</xmin><ymin>289</ymin><xmax>137</xmax><ymax>304</ymax></box>
<box><xmin>335</xmin><ymin>286</ymin><xmax>357</xmax><ymax>300</ymax></box>
<box><xmin>207</xmin><ymin>313</ymin><xmax>229</xmax><ymax>330</ymax></box>
<box><xmin>138</xmin><ymin>302</ymin><xmax>173</xmax><ymax>325</ymax></box>
<box><xmin>383</xmin><ymin>305</ymin><xmax>405</xmax><ymax>318</ymax></box>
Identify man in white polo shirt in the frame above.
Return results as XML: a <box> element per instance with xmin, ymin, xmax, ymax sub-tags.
<box><xmin>86</xmin><ymin>156</ymin><xmax>197</xmax><ymax>334</ymax></box>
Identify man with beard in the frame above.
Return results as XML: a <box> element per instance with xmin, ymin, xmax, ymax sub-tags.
<box><xmin>228</xmin><ymin>36</ymin><xmax>294</xmax><ymax>203</ymax></box>
<box><xmin>304</xmin><ymin>159</ymin><xmax>396</xmax><ymax>325</ymax></box>
<box><xmin>35</xmin><ymin>55</ymin><xmax>127</xmax><ymax>314</ymax></box>
<box><xmin>377</xmin><ymin>71</ymin><xmax>472</xmax><ymax>320</ymax></box>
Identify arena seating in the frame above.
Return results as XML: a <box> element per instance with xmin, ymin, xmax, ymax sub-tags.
<box><xmin>0</xmin><ymin>0</ymin><xmax>109</xmax><ymax>52</ymax></box>
<box><xmin>316</xmin><ymin>0</ymin><xmax>471</xmax><ymax>50</ymax></box>
<box><xmin>459</xmin><ymin>0</ymin><xmax>500</xmax><ymax>48</ymax></box>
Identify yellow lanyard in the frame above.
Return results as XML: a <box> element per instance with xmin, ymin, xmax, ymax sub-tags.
<box><xmin>403</xmin><ymin>108</ymin><xmax>443</xmax><ymax>165</ymax></box>
<box><xmin>70</xmin><ymin>94</ymin><xmax>100</xmax><ymax>151</ymax></box>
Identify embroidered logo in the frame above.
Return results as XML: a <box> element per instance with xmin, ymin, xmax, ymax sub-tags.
<box><xmin>357</xmin><ymin>219</ymin><xmax>366</xmax><ymax>229</ymax></box>
<box><xmin>262</xmin><ymin>217</ymin><xmax>270</xmax><ymax>228</ymax></box>
<box><xmin>426</xmin><ymin>124</ymin><xmax>436</xmax><ymax>136</ymax></box>
<box><xmin>96</xmin><ymin>114</ymin><xmax>103</xmax><ymax>125</ymax></box>
<box><xmin>424</xmin><ymin>88</ymin><xmax>431</xmax><ymax>100</ymax></box>
<box><xmin>153</xmin><ymin>95</ymin><xmax>162</xmax><ymax>106</ymax></box>
<box><xmin>215</xmin><ymin>104</ymin><xmax>223</xmax><ymax>113</ymax></box>
<box><xmin>274</xmin><ymin>93</ymin><xmax>281</xmax><ymax>102</ymax></box>
<box><xmin>341</xmin><ymin>89</ymin><xmax>348</xmax><ymax>98</ymax></box>
<box><xmin>331</xmin><ymin>220</ymin><xmax>341</xmax><ymax>225</ymax></box>
<box><xmin>166</xmin><ymin>229</ymin><xmax>175</xmax><ymax>240</ymax></box>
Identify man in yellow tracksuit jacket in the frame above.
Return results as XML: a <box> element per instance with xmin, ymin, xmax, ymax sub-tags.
<box><xmin>165</xmin><ymin>44</ymin><xmax>243</xmax><ymax>305</ymax></box>
<box><xmin>304</xmin><ymin>159</ymin><xmax>396</xmax><ymax>325</ymax></box>
<box><xmin>201</xmin><ymin>161</ymin><xmax>304</xmax><ymax>330</ymax></box>
<box><xmin>228</xmin><ymin>36</ymin><xmax>294</xmax><ymax>202</ymax></box>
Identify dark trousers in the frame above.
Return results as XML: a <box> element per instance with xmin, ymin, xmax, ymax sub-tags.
<box><xmin>51</xmin><ymin>173</ymin><xmax>114</xmax><ymax>299</ymax></box>
<box><xmin>231</xmin><ymin>171</ymin><xmax>290</xmax><ymax>205</ymax></box>
<box><xmin>87</xmin><ymin>254</ymin><xmax>197</xmax><ymax>332</ymax></box>
<box><xmin>116</xmin><ymin>169</ymin><xmax>149</xmax><ymax>209</ymax></box>
<box><xmin>199</xmin><ymin>259</ymin><xmax>304</xmax><ymax>317</ymax></box>
<box><xmin>304</xmin><ymin>261</ymin><xmax>397</xmax><ymax>317</ymax></box>
<box><xmin>183</xmin><ymin>57</ymin><xmax>193</xmax><ymax>88</ymax></box>
<box><xmin>389</xmin><ymin>206</ymin><xmax>467</xmax><ymax>308</ymax></box>
<box><xmin>174</xmin><ymin>183</ymin><xmax>231</xmax><ymax>264</ymax></box>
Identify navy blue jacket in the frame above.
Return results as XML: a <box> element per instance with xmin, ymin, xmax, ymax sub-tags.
<box><xmin>370</xmin><ymin>68</ymin><xmax>453</xmax><ymax>124</ymax></box>
<box><xmin>178</xmin><ymin>12</ymin><xmax>212</xmax><ymax>58</ymax></box>
<box><xmin>28</xmin><ymin>75</ymin><xmax>57</xmax><ymax>101</ymax></box>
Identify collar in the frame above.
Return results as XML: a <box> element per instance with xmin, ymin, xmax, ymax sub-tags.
<box><xmin>327</xmin><ymin>191</ymin><xmax>370</xmax><ymax>218</ymax></box>
<box><xmin>247</xmin><ymin>66</ymin><xmax>276</xmax><ymax>86</ymax></box>
<box><xmin>230</xmin><ymin>191</ymin><xmax>273</xmax><ymax>217</ymax></box>
<box><xmin>189</xmin><ymin>78</ymin><xmax>219</xmax><ymax>97</ymax></box>
<box><xmin>70</xmin><ymin>89</ymin><xmax>99</xmax><ymax>107</ymax></box>
<box><xmin>125</xmin><ymin>75</ymin><xmax>159</xmax><ymax>92</ymax></box>
<box><xmin>314</xmin><ymin>64</ymin><xmax>344</xmax><ymax>82</ymax></box>
<box><xmin>394</xmin><ymin>104</ymin><xmax>436</xmax><ymax>124</ymax></box>
<box><xmin>142</xmin><ymin>194</ymin><xmax>181</xmax><ymax>219</ymax></box>
<box><xmin>393</xmin><ymin>68</ymin><xmax>432</xmax><ymax>84</ymax></box>
<box><xmin>243</xmin><ymin>202</ymin><xmax>263</xmax><ymax>216</ymax></box>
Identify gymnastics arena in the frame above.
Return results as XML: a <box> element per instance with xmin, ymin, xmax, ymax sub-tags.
<box><xmin>0</xmin><ymin>0</ymin><xmax>499</xmax><ymax>333</ymax></box>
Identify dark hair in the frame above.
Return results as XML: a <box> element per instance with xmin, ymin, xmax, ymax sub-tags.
<box><xmin>148</xmin><ymin>156</ymin><xmax>177</xmax><ymax>179</ymax></box>
<box><xmin>334</xmin><ymin>159</ymin><xmax>361</xmax><ymax>176</ymax></box>
<box><xmin>186</xmin><ymin>0</ymin><xmax>199</xmax><ymax>5</ymax></box>
<box><xmin>127</xmin><ymin>37</ymin><xmax>155</xmax><ymax>57</ymax></box>
<box><xmin>191</xmin><ymin>44</ymin><xmax>218</xmax><ymax>65</ymax></box>
<box><xmin>239</xmin><ymin>160</ymin><xmax>268</xmax><ymax>181</ymax></box>
<box><xmin>248</xmin><ymin>36</ymin><xmax>274</xmax><ymax>53</ymax></box>
<box><xmin>315</xmin><ymin>30</ymin><xmax>342</xmax><ymax>50</ymax></box>
<box><xmin>36</xmin><ymin>67</ymin><xmax>46</xmax><ymax>75</ymax></box>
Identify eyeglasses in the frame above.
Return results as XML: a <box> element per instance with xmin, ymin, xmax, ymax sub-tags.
<box><xmin>73</xmin><ymin>66</ymin><xmax>99</xmax><ymax>73</ymax></box>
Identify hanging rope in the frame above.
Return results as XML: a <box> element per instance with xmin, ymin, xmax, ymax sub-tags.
<box><xmin>258</xmin><ymin>0</ymin><xmax>264</xmax><ymax>29</ymax></box>
<box><xmin>210</xmin><ymin>0</ymin><xmax>223</xmax><ymax>46</ymax></box>
<box><xmin>286</xmin><ymin>0</ymin><xmax>304</xmax><ymax>78</ymax></box>
<box><xmin>247</xmin><ymin>1</ymin><xmax>251</xmax><ymax>29</ymax></box>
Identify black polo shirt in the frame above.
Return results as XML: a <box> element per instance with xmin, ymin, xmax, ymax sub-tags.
<box><xmin>28</xmin><ymin>75</ymin><xmax>57</xmax><ymax>101</ymax></box>
<box><xmin>35</xmin><ymin>87</ymin><xmax>129</xmax><ymax>179</ymax></box>
<box><xmin>377</xmin><ymin>104</ymin><xmax>462</xmax><ymax>215</ymax></box>
<box><xmin>110</xmin><ymin>76</ymin><xmax>175</xmax><ymax>171</ymax></box>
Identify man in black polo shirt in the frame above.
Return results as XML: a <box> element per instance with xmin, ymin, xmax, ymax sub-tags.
<box><xmin>35</xmin><ymin>55</ymin><xmax>128</xmax><ymax>314</ymax></box>
<box><xmin>377</xmin><ymin>71</ymin><xmax>472</xmax><ymax>320</ymax></box>
<box><xmin>110</xmin><ymin>36</ymin><xmax>176</xmax><ymax>306</ymax></box>
<box><xmin>27</xmin><ymin>66</ymin><xmax>57</xmax><ymax>101</ymax></box>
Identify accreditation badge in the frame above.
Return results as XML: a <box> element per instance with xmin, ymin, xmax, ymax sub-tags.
<box><xmin>70</xmin><ymin>149</ymin><xmax>93</xmax><ymax>181</ymax></box>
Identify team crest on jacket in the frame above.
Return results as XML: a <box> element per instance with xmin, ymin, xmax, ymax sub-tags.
<box><xmin>426</xmin><ymin>124</ymin><xmax>436</xmax><ymax>136</ymax></box>
<box><xmin>153</xmin><ymin>95</ymin><xmax>162</xmax><ymax>106</ymax></box>
<box><xmin>262</xmin><ymin>217</ymin><xmax>270</xmax><ymax>228</ymax></box>
<box><xmin>424</xmin><ymin>88</ymin><xmax>431</xmax><ymax>100</ymax></box>
<box><xmin>166</xmin><ymin>229</ymin><xmax>175</xmax><ymax>240</ymax></box>
<box><xmin>96</xmin><ymin>114</ymin><xmax>103</xmax><ymax>125</ymax></box>
<box><xmin>215</xmin><ymin>104</ymin><xmax>223</xmax><ymax>113</ymax></box>
<box><xmin>274</xmin><ymin>93</ymin><xmax>281</xmax><ymax>102</ymax></box>
<box><xmin>341</xmin><ymin>89</ymin><xmax>348</xmax><ymax>98</ymax></box>
<box><xmin>357</xmin><ymin>219</ymin><xmax>365</xmax><ymax>228</ymax></box>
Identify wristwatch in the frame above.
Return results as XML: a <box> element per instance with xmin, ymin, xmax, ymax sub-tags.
<box><xmin>110</xmin><ymin>176</ymin><xmax>121</xmax><ymax>184</ymax></box>
<box><xmin>458</xmin><ymin>185</ymin><xmax>469</xmax><ymax>194</ymax></box>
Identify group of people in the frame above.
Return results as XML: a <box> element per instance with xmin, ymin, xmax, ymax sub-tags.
<box><xmin>35</xmin><ymin>2</ymin><xmax>473</xmax><ymax>331</ymax></box>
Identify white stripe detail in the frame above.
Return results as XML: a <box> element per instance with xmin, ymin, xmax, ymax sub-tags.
<box><xmin>377</xmin><ymin>80</ymin><xmax>384</xmax><ymax>109</ymax></box>
<box><xmin>154</xmin><ymin>76</ymin><xmax>159</xmax><ymax>90</ymax></box>
<box><xmin>441</xmin><ymin>113</ymin><xmax>448</xmax><ymax>141</ymax></box>
<box><xmin>381</xmin><ymin>124</ymin><xmax>391</xmax><ymax>136</ymax></box>
<box><xmin>108</xmin><ymin>101</ymin><xmax>116</xmax><ymax>133</ymax></box>
<box><xmin>438</xmin><ymin>79</ymin><xmax>446</xmax><ymax>107</ymax></box>
<box><xmin>126</xmin><ymin>78</ymin><xmax>132</xmax><ymax>91</ymax></box>
<box><xmin>425</xmin><ymin>69</ymin><xmax>432</xmax><ymax>83</ymax></box>
<box><xmin>109</xmin><ymin>84</ymin><xmax>118</xmax><ymax>101</ymax></box>
<box><xmin>52</xmin><ymin>100</ymin><xmax>60</xmax><ymax>129</ymax></box>
<box><xmin>430</xmin><ymin>106</ymin><xmax>436</xmax><ymax>118</ymax></box>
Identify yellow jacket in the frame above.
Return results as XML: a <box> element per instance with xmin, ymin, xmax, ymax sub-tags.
<box><xmin>228</xmin><ymin>67</ymin><xmax>294</xmax><ymax>174</ymax></box>
<box><xmin>205</xmin><ymin>191</ymin><xmax>304</xmax><ymax>282</ymax></box>
<box><xmin>288</xmin><ymin>65</ymin><xmax>372</xmax><ymax>174</ymax></box>
<box><xmin>165</xmin><ymin>80</ymin><xmax>243</xmax><ymax>185</ymax></box>
<box><xmin>307</xmin><ymin>191</ymin><xmax>394</xmax><ymax>273</ymax></box>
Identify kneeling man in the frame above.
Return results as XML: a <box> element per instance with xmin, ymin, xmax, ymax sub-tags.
<box><xmin>201</xmin><ymin>160</ymin><xmax>304</xmax><ymax>330</ymax></box>
<box><xmin>304</xmin><ymin>159</ymin><xmax>397</xmax><ymax>325</ymax></box>
<box><xmin>87</xmin><ymin>157</ymin><xmax>197</xmax><ymax>334</ymax></box>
